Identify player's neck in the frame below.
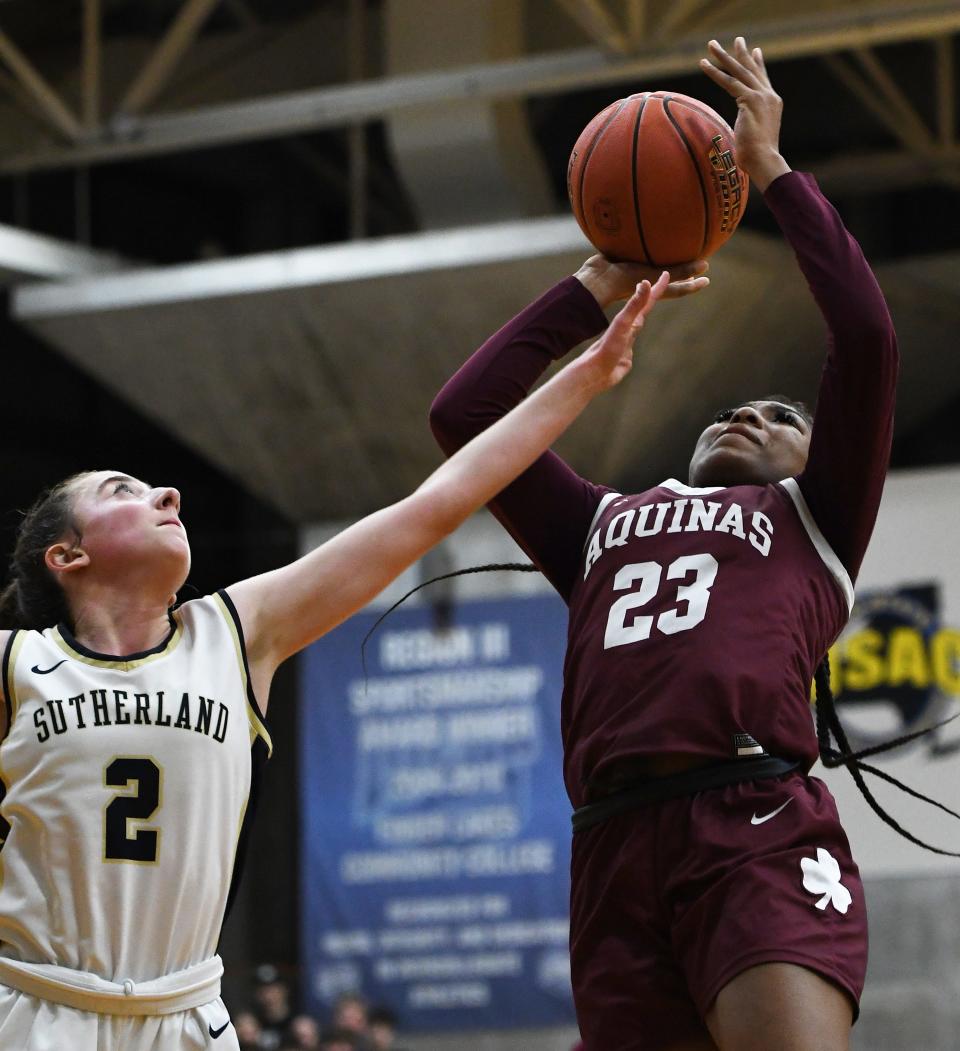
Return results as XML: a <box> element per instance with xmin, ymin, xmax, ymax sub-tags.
<box><xmin>67</xmin><ymin>595</ymin><xmax>176</xmax><ymax>657</ymax></box>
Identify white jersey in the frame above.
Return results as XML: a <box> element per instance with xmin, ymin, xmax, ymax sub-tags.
<box><xmin>0</xmin><ymin>591</ymin><xmax>271</xmax><ymax>984</ymax></box>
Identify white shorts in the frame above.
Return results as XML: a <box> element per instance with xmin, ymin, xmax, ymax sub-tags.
<box><xmin>0</xmin><ymin>986</ymin><xmax>240</xmax><ymax>1051</ymax></box>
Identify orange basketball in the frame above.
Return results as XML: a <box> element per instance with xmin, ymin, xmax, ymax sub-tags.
<box><xmin>567</xmin><ymin>91</ymin><xmax>749</xmax><ymax>266</ymax></box>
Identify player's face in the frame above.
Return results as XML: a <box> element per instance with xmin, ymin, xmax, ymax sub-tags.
<box><xmin>66</xmin><ymin>470</ymin><xmax>191</xmax><ymax>582</ymax></box>
<box><xmin>688</xmin><ymin>401</ymin><xmax>811</xmax><ymax>487</ymax></box>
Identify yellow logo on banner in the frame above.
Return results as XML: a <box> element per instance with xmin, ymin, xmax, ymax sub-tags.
<box><xmin>821</xmin><ymin>586</ymin><xmax>960</xmax><ymax>757</ymax></box>
<box><xmin>828</xmin><ymin>626</ymin><xmax>960</xmax><ymax>695</ymax></box>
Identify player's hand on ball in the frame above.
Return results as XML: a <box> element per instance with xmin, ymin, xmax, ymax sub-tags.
<box><xmin>576</xmin><ymin>271</ymin><xmax>670</xmax><ymax>391</ymax></box>
<box><xmin>699</xmin><ymin>36</ymin><xmax>791</xmax><ymax>191</ymax></box>
<box><xmin>575</xmin><ymin>255</ymin><xmax>709</xmax><ymax>309</ymax></box>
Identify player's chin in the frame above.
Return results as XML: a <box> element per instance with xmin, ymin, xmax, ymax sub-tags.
<box><xmin>689</xmin><ymin>446</ymin><xmax>778</xmax><ymax>488</ymax></box>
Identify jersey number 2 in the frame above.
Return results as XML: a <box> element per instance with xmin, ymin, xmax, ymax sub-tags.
<box><xmin>604</xmin><ymin>554</ymin><xmax>719</xmax><ymax>649</ymax></box>
<box><xmin>104</xmin><ymin>757</ymin><xmax>162</xmax><ymax>864</ymax></box>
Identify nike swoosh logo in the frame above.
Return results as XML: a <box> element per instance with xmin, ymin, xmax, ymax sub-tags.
<box><xmin>751</xmin><ymin>798</ymin><xmax>794</xmax><ymax>825</ymax></box>
<box><xmin>209</xmin><ymin>1021</ymin><xmax>231</xmax><ymax>1039</ymax></box>
<box><xmin>31</xmin><ymin>660</ymin><xmax>68</xmax><ymax>675</ymax></box>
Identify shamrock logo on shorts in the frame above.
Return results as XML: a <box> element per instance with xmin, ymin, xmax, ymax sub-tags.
<box><xmin>800</xmin><ymin>847</ymin><xmax>852</xmax><ymax>914</ymax></box>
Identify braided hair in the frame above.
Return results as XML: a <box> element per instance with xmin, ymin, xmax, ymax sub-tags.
<box><xmin>366</xmin><ymin>562</ymin><xmax>960</xmax><ymax>856</ymax></box>
<box><xmin>814</xmin><ymin>653</ymin><xmax>960</xmax><ymax>856</ymax></box>
<box><xmin>0</xmin><ymin>472</ymin><xmax>95</xmax><ymax>632</ymax></box>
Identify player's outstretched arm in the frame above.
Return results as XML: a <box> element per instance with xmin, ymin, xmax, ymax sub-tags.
<box><xmin>226</xmin><ymin>274</ymin><xmax>670</xmax><ymax>688</ymax></box>
<box><xmin>704</xmin><ymin>35</ymin><xmax>898</xmax><ymax>578</ymax></box>
<box><xmin>699</xmin><ymin>36</ymin><xmax>792</xmax><ymax>191</ymax></box>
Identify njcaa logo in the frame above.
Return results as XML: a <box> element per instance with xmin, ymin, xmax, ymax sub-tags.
<box><xmin>826</xmin><ymin>585</ymin><xmax>960</xmax><ymax>758</ymax></box>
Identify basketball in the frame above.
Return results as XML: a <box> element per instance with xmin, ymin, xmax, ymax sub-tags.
<box><xmin>567</xmin><ymin>91</ymin><xmax>749</xmax><ymax>266</ymax></box>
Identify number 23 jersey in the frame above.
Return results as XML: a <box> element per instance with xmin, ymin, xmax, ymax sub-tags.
<box><xmin>564</xmin><ymin>477</ymin><xmax>854</xmax><ymax>807</ymax></box>
<box><xmin>0</xmin><ymin>591</ymin><xmax>271</xmax><ymax>982</ymax></box>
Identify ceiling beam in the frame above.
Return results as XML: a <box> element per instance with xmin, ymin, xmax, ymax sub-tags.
<box><xmin>653</xmin><ymin>0</ymin><xmax>714</xmax><ymax>41</ymax></box>
<box><xmin>810</xmin><ymin>143</ymin><xmax>960</xmax><ymax>194</ymax></box>
<box><xmin>11</xmin><ymin>215</ymin><xmax>589</xmax><ymax>319</ymax></box>
<box><xmin>822</xmin><ymin>51</ymin><xmax>930</xmax><ymax>154</ymax></box>
<box><xmin>823</xmin><ymin>47</ymin><xmax>960</xmax><ymax>190</ymax></box>
<box><xmin>0</xmin><ymin>27</ymin><xmax>82</xmax><ymax>142</ymax></box>
<box><xmin>625</xmin><ymin>0</ymin><xmax>647</xmax><ymax>49</ymax></box>
<box><xmin>852</xmin><ymin>47</ymin><xmax>934</xmax><ymax>152</ymax></box>
<box><xmin>935</xmin><ymin>34</ymin><xmax>955</xmax><ymax>146</ymax></box>
<box><xmin>115</xmin><ymin>0</ymin><xmax>224</xmax><ymax>119</ymax></box>
<box><xmin>552</xmin><ymin>0</ymin><xmax>628</xmax><ymax>55</ymax></box>
<box><xmin>0</xmin><ymin>221</ymin><xmax>123</xmax><ymax>282</ymax></box>
<box><xmin>2</xmin><ymin>2</ymin><xmax>959</xmax><ymax>172</ymax></box>
<box><xmin>82</xmin><ymin>0</ymin><xmax>101</xmax><ymax>129</ymax></box>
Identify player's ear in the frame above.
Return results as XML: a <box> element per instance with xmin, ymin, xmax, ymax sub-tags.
<box><xmin>45</xmin><ymin>540</ymin><xmax>90</xmax><ymax>576</ymax></box>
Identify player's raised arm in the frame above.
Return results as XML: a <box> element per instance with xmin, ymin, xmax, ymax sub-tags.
<box><xmin>225</xmin><ymin>274</ymin><xmax>670</xmax><ymax>692</ymax></box>
<box><xmin>703</xmin><ymin>37</ymin><xmax>898</xmax><ymax>579</ymax></box>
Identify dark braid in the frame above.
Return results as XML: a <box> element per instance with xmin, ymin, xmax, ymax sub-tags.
<box><xmin>0</xmin><ymin>472</ymin><xmax>93</xmax><ymax>631</ymax></box>
<box><xmin>360</xmin><ymin>562</ymin><xmax>538</xmax><ymax>681</ymax></box>
<box><xmin>815</xmin><ymin>653</ymin><xmax>960</xmax><ymax>857</ymax></box>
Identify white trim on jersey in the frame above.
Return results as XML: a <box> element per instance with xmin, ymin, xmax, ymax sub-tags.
<box><xmin>778</xmin><ymin>477</ymin><xmax>855</xmax><ymax>612</ymax></box>
<box><xmin>661</xmin><ymin>478</ymin><xmax>726</xmax><ymax>496</ymax></box>
<box><xmin>583</xmin><ymin>492</ymin><xmax>623</xmax><ymax>551</ymax></box>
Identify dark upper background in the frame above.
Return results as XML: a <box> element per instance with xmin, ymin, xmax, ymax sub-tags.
<box><xmin>0</xmin><ymin>0</ymin><xmax>957</xmax><ymax>995</ymax></box>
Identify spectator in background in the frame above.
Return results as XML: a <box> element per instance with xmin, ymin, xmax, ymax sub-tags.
<box><xmin>331</xmin><ymin>991</ymin><xmax>368</xmax><ymax>1037</ymax></box>
<box><xmin>319</xmin><ymin>1027</ymin><xmax>362</xmax><ymax>1051</ymax></box>
<box><xmin>235</xmin><ymin>1009</ymin><xmax>265</xmax><ymax>1051</ymax></box>
<box><xmin>367</xmin><ymin>1006</ymin><xmax>400</xmax><ymax>1051</ymax></box>
<box><xmin>286</xmin><ymin>1012</ymin><xmax>322</xmax><ymax>1050</ymax></box>
<box><xmin>252</xmin><ymin>963</ymin><xmax>295</xmax><ymax>1050</ymax></box>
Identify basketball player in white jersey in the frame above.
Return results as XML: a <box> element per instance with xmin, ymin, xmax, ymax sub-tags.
<box><xmin>0</xmin><ymin>271</ymin><xmax>707</xmax><ymax>1050</ymax></box>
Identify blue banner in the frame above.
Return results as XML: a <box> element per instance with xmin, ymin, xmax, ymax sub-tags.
<box><xmin>299</xmin><ymin>594</ymin><xmax>575</xmax><ymax>1032</ymax></box>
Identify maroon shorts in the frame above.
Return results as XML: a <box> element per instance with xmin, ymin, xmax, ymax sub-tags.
<box><xmin>569</xmin><ymin>771</ymin><xmax>867</xmax><ymax>1051</ymax></box>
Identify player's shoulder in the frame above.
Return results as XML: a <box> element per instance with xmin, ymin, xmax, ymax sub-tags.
<box><xmin>175</xmin><ymin>590</ymin><xmax>245</xmax><ymax>640</ymax></box>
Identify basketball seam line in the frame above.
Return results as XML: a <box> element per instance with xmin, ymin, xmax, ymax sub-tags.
<box><xmin>577</xmin><ymin>98</ymin><xmax>628</xmax><ymax>240</ymax></box>
<box><xmin>663</xmin><ymin>96</ymin><xmax>711</xmax><ymax>260</ymax></box>
<box><xmin>630</xmin><ymin>95</ymin><xmax>655</xmax><ymax>268</ymax></box>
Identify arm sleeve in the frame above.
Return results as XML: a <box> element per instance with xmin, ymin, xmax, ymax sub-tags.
<box><xmin>430</xmin><ymin>276</ymin><xmax>612</xmax><ymax>601</ymax></box>
<box><xmin>765</xmin><ymin>172</ymin><xmax>899</xmax><ymax>581</ymax></box>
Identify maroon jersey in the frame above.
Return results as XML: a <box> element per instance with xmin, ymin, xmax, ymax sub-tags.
<box><xmin>431</xmin><ymin>172</ymin><xmax>898</xmax><ymax>808</ymax></box>
<box><xmin>565</xmin><ymin>478</ymin><xmax>851</xmax><ymax>805</ymax></box>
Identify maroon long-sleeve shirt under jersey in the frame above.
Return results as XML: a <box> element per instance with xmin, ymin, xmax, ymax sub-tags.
<box><xmin>430</xmin><ymin>172</ymin><xmax>898</xmax><ymax>806</ymax></box>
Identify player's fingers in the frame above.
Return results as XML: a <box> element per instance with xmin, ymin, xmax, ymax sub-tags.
<box><xmin>749</xmin><ymin>43</ymin><xmax>773</xmax><ymax>89</ymax></box>
<box><xmin>667</xmin><ymin>259</ymin><xmax>709</xmax><ymax>281</ymax></box>
<box><xmin>699</xmin><ymin>58</ymin><xmax>748</xmax><ymax>97</ymax></box>
<box><xmin>662</xmin><ymin>275</ymin><xmax>710</xmax><ymax>300</ymax></box>
<box><xmin>707</xmin><ymin>38</ymin><xmax>763</xmax><ymax>89</ymax></box>
<box><xmin>603</xmin><ymin>280</ymin><xmax>648</xmax><ymax>338</ymax></box>
<box><xmin>636</xmin><ymin>271</ymin><xmax>670</xmax><ymax>320</ymax></box>
<box><xmin>650</xmin><ymin>270</ymin><xmax>671</xmax><ymax>298</ymax></box>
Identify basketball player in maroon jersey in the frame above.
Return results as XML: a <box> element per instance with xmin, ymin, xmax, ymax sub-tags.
<box><xmin>430</xmin><ymin>38</ymin><xmax>897</xmax><ymax>1051</ymax></box>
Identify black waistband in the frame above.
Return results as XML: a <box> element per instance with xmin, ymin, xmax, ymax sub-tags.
<box><xmin>571</xmin><ymin>756</ymin><xmax>800</xmax><ymax>833</ymax></box>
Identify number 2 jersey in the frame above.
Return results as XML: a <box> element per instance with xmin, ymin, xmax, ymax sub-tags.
<box><xmin>0</xmin><ymin>591</ymin><xmax>271</xmax><ymax>982</ymax></box>
<box><xmin>430</xmin><ymin>172</ymin><xmax>898</xmax><ymax>809</ymax></box>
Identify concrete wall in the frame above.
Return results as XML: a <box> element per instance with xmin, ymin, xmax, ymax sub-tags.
<box><xmin>854</xmin><ymin>873</ymin><xmax>960</xmax><ymax>1050</ymax></box>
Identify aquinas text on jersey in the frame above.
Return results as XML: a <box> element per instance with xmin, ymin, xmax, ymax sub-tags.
<box><xmin>32</xmin><ymin>688</ymin><xmax>229</xmax><ymax>743</ymax></box>
<box><xmin>583</xmin><ymin>497</ymin><xmax>774</xmax><ymax>580</ymax></box>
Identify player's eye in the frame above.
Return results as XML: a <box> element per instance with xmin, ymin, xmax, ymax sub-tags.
<box><xmin>713</xmin><ymin>408</ymin><xmax>734</xmax><ymax>424</ymax></box>
<box><xmin>773</xmin><ymin>409</ymin><xmax>801</xmax><ymax>428</ymax></box>
<box><xmin>113</xmin><ymin>481</ymin><xmax>135</xmax><ymax>495</ymax></box>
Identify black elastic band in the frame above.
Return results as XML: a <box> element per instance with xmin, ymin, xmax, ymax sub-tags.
<box><xmin>572</xmin><ymin>756</ymin><xmax>799</xmax><ymax>833</ymax></box>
